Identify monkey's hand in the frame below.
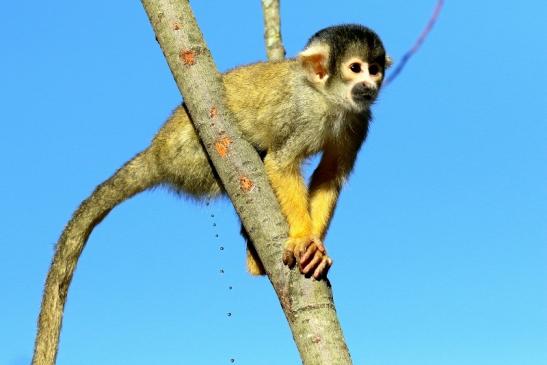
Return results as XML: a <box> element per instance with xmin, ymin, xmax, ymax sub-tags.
<box><xmin>283</xmin><ymin>236</ymin><xmax>333</xmax><ymax>279</ymax></box>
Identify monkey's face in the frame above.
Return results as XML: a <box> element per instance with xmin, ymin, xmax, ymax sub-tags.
<box><xmin>338</xmin><ymin>56</ymin><xmax>385</xmax><ymax>111</ymax></box>
<box><xmin>298</xmin><ymin>25</ymin><xmax>391</xmax><ymax>114</ymax></box>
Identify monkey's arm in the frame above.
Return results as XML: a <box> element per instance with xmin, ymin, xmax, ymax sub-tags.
<box><xmin>309</xmin><ymin>150</ymin><xmax>344</xmax><ymax>240</ymax></box>
<box><xmin>264</xmin><ymin>152</ymin><xmax>312</xmax><ymax>240</ymax></box>
<box><xmin>264</xmin><ymin>151</ymin><xmax>330</xmax><ymax>278</ymax></box>
<box><xmin>309</xmin><ymin>141</ymin><xmax>362</xmax><ymax>240</ymax></box>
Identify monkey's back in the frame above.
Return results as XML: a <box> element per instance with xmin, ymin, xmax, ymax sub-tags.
<box><xmin>149</xmin><ymin>60</ymin><xmax>302</xmax><ymax>196</ymax></box>
<box><xmin>223</xmin><ymin>60</ymin><xmax>302</xmax><ymax>151</ymax></box>
<box><xmin>149</xmin><ymin>59</ymin><xmax>332</xmax><ymax>197</ymax></box>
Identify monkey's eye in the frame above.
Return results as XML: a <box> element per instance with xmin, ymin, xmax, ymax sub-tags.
<box><xmin>368</xmin><ymin>64</ymin><xmax>381</xmax><ymax>76</ymax></box>
<box><xmin>349</xmin><ymin>63</ymin><xmax>362</xmax><ymax>73</ymax></box>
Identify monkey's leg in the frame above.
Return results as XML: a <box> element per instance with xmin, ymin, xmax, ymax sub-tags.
<box><xmin>32</xmin><ymin>150</ymin><xmax>159</xmax><ymax>365</ymax></box>
<box><xmin>241</xmin><ymin>225</ymin><xmax>266</xmax><ymax>275</ymax></box>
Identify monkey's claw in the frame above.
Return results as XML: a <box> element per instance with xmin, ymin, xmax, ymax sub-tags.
<box><xmin>283</xmin><ymin>236</ymin><xmax>332</xmax><ymax>279</ymax></box>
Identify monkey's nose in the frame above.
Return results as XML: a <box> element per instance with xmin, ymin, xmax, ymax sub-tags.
<box><xmin>363</xmin><ymin>82</ymin><xmax>376</xmax><ymax>91</ymax></box>
<box><xmin>351</xmin><ymin>82</ymin><xmax>377</xmax><ymax>105</ymax></box>
<box><xmin>352</xmin><ymin>82</ymin><xmax>377</xmax><ymax>102</ymax></box>
<box><xmin>358</xmin><ymin>84</ymin><xmax>376</xmax><ymax>99</ymax></box>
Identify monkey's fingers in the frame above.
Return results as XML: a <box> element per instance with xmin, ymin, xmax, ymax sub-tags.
<box><xmin>283</xmin><ymin>249</ymin><xmax>296</xmax><ymax>268</ymax></box>
<box><xmin>301</xmin><ymin>249</ymin><xmax>324</xmax><ymax>275</ymax></box>
<box><xmin>299</xmin><ymin>241</ymin><xmax>318</xmax><ymax>266</ymax></box>
<box><xmin>313</xmin><ymin>256</ymin><xmax>332</xmax><ymax>280</ymax></box>
<box><xmin>284</xmin><ymin>237</ymin><xmax>327</xmax><ymax>274</ymax></box>
<box><xmin>314</xmin><ymin>239</ymin><xmax>326</xmax><ymax>253</ymax></box>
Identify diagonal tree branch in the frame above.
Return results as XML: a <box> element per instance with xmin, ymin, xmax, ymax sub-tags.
<box><xmin>140</xmin><ymin>0</ymin><xmax>351</xmax><ymax>363</ymax></box>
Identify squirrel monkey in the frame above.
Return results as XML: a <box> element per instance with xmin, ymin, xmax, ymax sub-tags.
<box><xmin>33</xmin><ymin>24</ymin><xmax>390</xmax><ymax>365</ymax></box>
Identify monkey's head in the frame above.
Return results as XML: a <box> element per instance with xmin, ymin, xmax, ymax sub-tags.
<box><xmin>298</xmin><ymin>24</ymin><xmax>391</xmax><ymax>113</ymax></box>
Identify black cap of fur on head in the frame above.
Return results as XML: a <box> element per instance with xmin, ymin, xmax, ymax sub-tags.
<box><xmin>306</xmin><ymin>24</ymin><xmax>388</xmax><ymax>78</ymax></box>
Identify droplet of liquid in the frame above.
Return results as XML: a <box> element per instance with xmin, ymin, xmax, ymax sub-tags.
<box><xmin>220</xmin><ymin>246</ymin><xmax>224</xmax><ymax>251</ymax></box>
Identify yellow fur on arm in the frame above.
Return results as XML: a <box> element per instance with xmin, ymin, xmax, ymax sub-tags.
<box><xmin>310</xmin><ymin>183</ymin><xmax>339</xmax><ymax>239</ymax></box>
<box><xmin>264</xmin><ymin>155</ymin><xmax>312</xmax><ymax>238</ymax></box>
<box><xmin>308</xmin><ymin>148</ymin><xmax>344</xmax><ymax>239</ymax></box>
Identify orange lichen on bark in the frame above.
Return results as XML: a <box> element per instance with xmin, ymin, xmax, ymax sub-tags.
<box><xmin>180</xmin><ymin>49</ymin><xmax>196</xmax><ymax>65</ymax></box>
<box><xmin>239</xmin><ymin>176</ymin><xmax>255</xmax><ymax>192</ymax></box>
<box><xmin>209</xmin><ymin>106</ymin><xmax>218</xmax><ymax>119</ymax></box>
<box><xmin>214</xmin><ymin>135</ymin><xmax>231</xmax><ymax>158</ymax></box>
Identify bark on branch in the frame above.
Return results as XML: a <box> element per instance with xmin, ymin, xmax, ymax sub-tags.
<box><xmin>140</xmin><ymin>1</ymin><xmax>351</xmax><ymax>363</ymax></box>
<box><xmin>261</xmin><ymin>0</ymin><xmax>286</xmax><ymax>61</ymax></box>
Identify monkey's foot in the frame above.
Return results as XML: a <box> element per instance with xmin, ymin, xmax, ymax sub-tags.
<box><xmin>283</xmin><ymin>236</ymin><xmax>333</xmax><ymax>279</ymax></box>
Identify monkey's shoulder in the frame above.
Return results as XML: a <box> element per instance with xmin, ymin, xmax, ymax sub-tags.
<box><xmin>223</xmin><ymin>60</ymin><xmax>299</xmax><ymax>94</ymax></box>
<box><xmin>222</xmin><ymin>60</ymin><xmax>304</xmax><ymax>124</ymax></box>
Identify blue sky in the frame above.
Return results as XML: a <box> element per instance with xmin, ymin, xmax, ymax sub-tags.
<box><xmin>1</xmin><ymin>1</ymin><xmax>546</xmax><ymax>364</ymax></box>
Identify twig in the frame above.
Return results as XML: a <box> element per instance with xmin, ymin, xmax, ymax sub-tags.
<box><xmin>261</xmin><ymin>0</ymin><xmax>286</xmax><ymax>61</ymax></box>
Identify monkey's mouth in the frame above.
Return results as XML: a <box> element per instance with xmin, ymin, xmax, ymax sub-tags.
<box><xmin>351</xmin><ymin>85</ymin><xmax>377</xmax><ymax>106</ymax></box>
<box><xmin>353</xmin><ymin>93</ymin><xmax>374</xmax><ymax>102</ymax></box>
<box><xmin>352</xmin><ymin>92</ymin><xmax>376</xmax><ymax>107</ymax></box>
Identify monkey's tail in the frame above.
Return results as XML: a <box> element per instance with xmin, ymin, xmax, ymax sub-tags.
<box><xmin>32</xmin><ymin>150</ymin><xmax>159</xmax><ymax>365</ymax></box>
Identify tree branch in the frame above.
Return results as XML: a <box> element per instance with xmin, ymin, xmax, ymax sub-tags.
<box><xmin>140</xmin><ymin>0</ymin><xmax>351</xmax><ymax>363</ymax></box>
<box><xmin>261</xmin><ymin>0</ymin><xmax>286</xmax><ymax>61</ymax></box>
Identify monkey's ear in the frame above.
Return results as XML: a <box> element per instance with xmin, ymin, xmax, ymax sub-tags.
<box><xmin>385</xmin><ymin>55</ymin><xmax>393</xmax><ymax>69</ymax></box>
<box><xmin>297</xmin><ymin>44</ymin><xmax>330</xmax><ymax>85</ymax></box>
